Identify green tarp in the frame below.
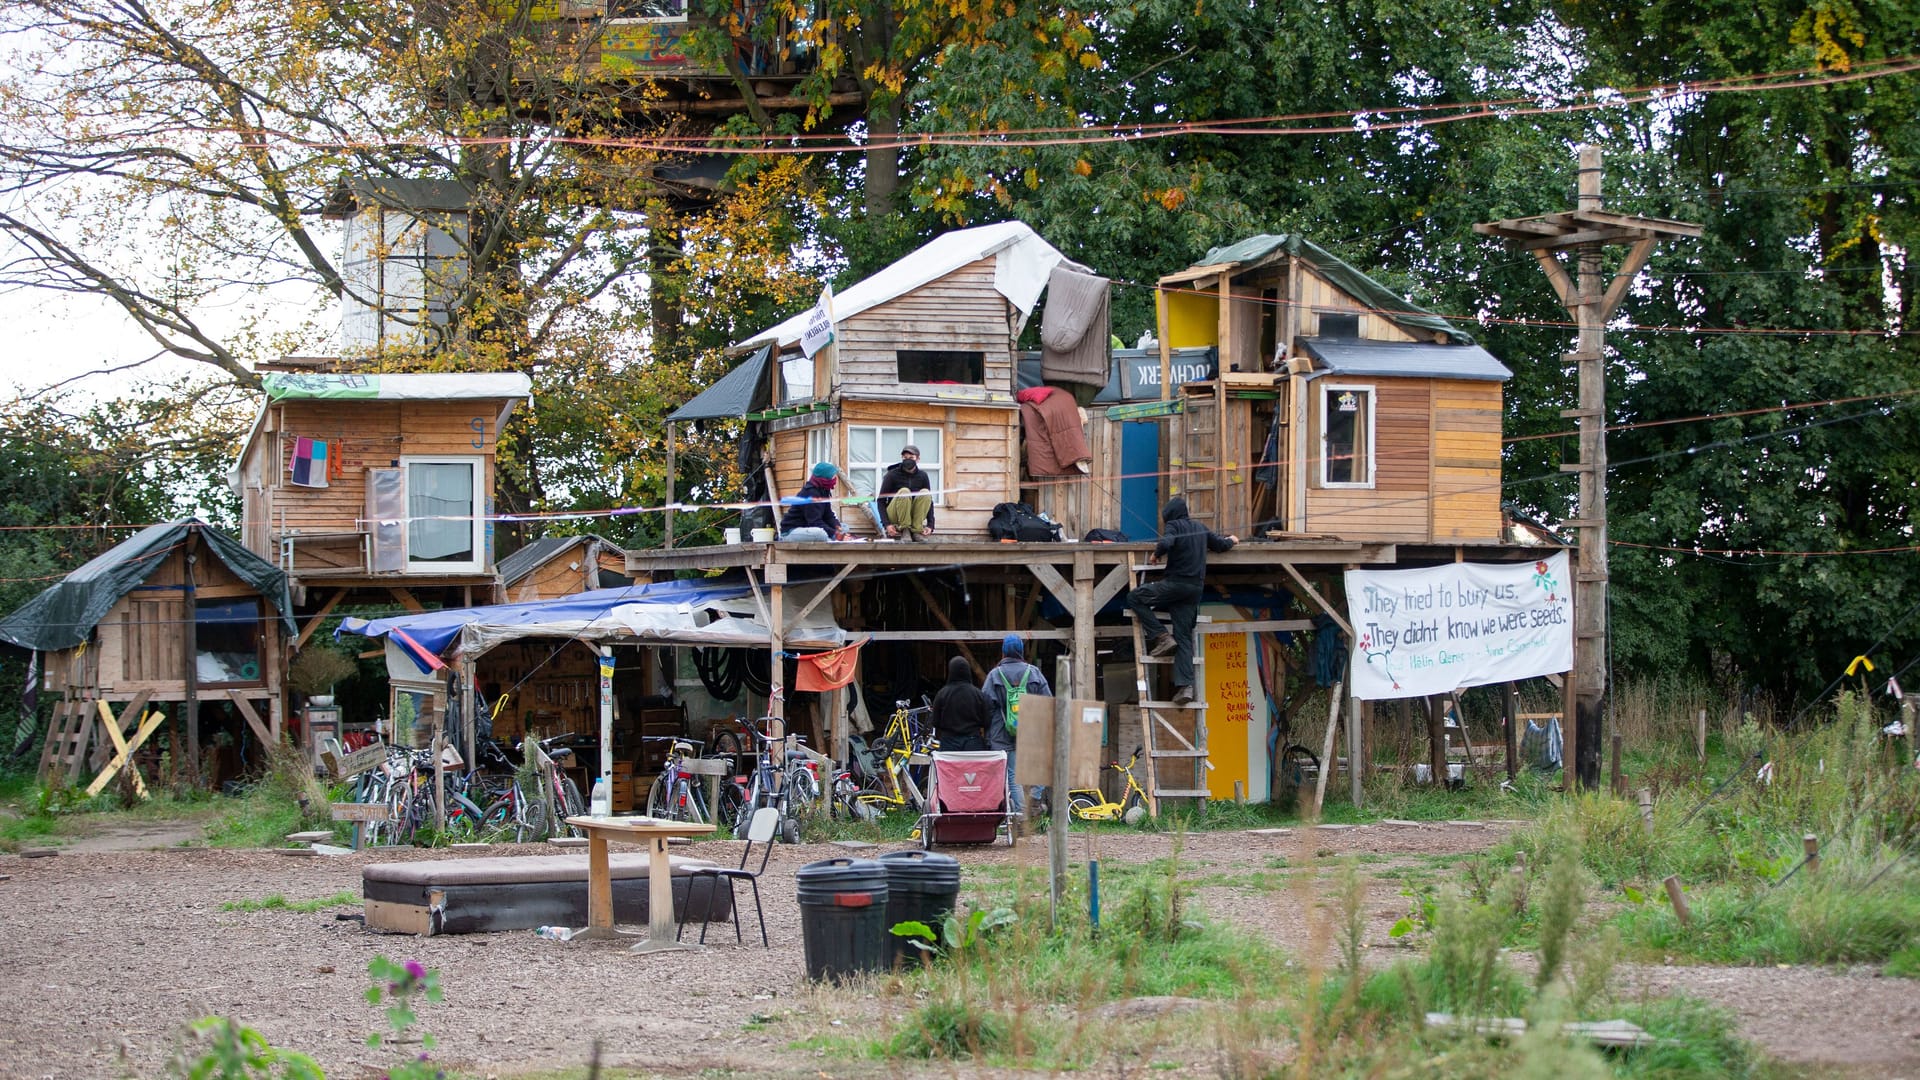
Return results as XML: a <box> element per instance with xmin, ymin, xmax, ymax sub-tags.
<box><xmin>668</xmin><ymin>344</ymin><xmax>774</xmax><ymax>422</ymax></box>
<box><xmin>0</xmin><ymin>521</ymin><xmax>296</xmax><ymax>653</ymax></box>
<box><xmin>1197</xmin><ymin>234</ymin><xmax>1473</xmax><ymax>344</ymax></box>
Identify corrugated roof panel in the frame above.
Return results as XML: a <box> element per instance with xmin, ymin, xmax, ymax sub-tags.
<box><xmin>1299</xmin><ymin>337</ymin><xmax>1511</xmax><ymax>382</ymax></box>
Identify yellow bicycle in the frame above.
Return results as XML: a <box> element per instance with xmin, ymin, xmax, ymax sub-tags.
<box><xmin>838</xmin><ymin>698</ymin><xmax>933</xmax><ymax>821</ymax></box>
<box><xmin>1068</xmin><ymin>746</ymin><xmax>1150</xmax><ymax>824</ymax></box>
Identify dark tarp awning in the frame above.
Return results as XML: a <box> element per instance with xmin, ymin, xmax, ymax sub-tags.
<box><xmin>668</xmin><ymin>344</ymin><xmax>774</xmax><ymax>422</ymax></box>
<box><xmin>0</xmin><ymin>521</ymin><xmax>297</xmax><ymax>653</ymax></box>
<box><xmin>1195</xmin><ymin>234</ymin><xmax>1472</xmax><ymax>344</ymax></box>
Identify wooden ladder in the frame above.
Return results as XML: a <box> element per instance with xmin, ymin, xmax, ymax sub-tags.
<box><xmin>1127</xmin><ymin>563</ymin><xmax>1211</xmax><ymax>816</ymax></box>
<box><xmin>37</xmin><ymin>698</ymin><xmax>93</xmax><ymax>785</ymax></box>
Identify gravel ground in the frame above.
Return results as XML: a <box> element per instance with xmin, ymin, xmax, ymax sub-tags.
<box><xmin>1</xmin><ymin>822</ymin><xmax>1914</xmax><ymax>1078</ymax></box>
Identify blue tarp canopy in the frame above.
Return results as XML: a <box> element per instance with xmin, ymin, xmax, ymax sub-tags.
<box><xmin>337</xmin><ymin>577</ymin><xmax>845</xmax><ymax>677</ymax></box>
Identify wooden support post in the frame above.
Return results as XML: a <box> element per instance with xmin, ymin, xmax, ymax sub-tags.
<box><xmin>1233</xmin><ymin>780</ymin><xmax>1245</xmax><ymax>805</ymax></box>
<box><xmin>1637</xmin><ymin>788</ymin><xmax>1654</xmax><ymax>836</ymax></box>
<box><xmin>184</xmin><ymin>532</ymin><xmax>201</xmax><ymax>786</ymax></box>
<box><xmin>1803</xmin><ymin>834</ymin><xmax>1820</xmax><ymax>876</ymax></box>
<box><xmin>1347</xmin><ymin>685</ymin><xmax>1363</xmax><ymax>809</ymax></box>
<box><xmin>1610</xmin><ymin>732</ymin><xmax>1624</xmax><ymax>796</ymax></box>
<box><xmin>1695</xmin><ymin>708</ymin><xmax>1708</xmax><ymax>763</ymax></box>
<box><xmin>1511</xmin><ymin>852</ymin><xmax>1528</xmax><ymax>912</ymax></box>
<box><xmin>1561</xmin><ymin>667</ymin><xmax>1577</xmax><ymax>789</ymax></box>
<box><xmin>665</xmin><ymin>423</ymin><xmax>677</xmax><ymax>549</ymax></box>
<box><xmin>1426</xmin><ymin>695</ymin><xmax>1447</xmax><ymax>787</ymax></box>
<box><xmin>1663</xmin><ymin>874</ymin><xmax>1692</xmax><ymax>927</ymax></box>
<box><xmin>1503</xmin><ymin>681</ymin><xmax>1520</xmax><ymax>782</ymax></box>
<box><xmin>1312</xmin><ymin>681</ymin><xmax>1342</xmax><ymax>816</ymax></box>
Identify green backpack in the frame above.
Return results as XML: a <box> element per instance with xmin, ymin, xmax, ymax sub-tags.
<box><xmin>1002</xmin><ymin>666</ymin><xmax>1032</xmax><ymax>735</ymax></box>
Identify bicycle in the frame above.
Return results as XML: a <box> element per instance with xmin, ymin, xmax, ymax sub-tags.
<box><xmin>645</xmin><ymin>737</ymin><xmax>723</xmax><ymax>823</ymax></box>
<box><xmin>1067</xmin><ymin>746</ymin><xmax>1150</xmax><ymax>825</ymax></box>
<box><xmin>839</xmin><ymin>699</ymin><xmax>932</xmax><ymax>822</ymax></box>
<box><xmin>730</xmin><ymin>716</ymin><xmax>807</xmax><ymax>844</ymax></box>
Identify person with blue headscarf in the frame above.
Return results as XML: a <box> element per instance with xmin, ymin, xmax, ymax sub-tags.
<box><xmin>984</xmin><ymin>633</ymin><xmax>1052</xmax><ymax>816</ymax></box>
<box><xmin>779</xmin><ymin>461</ymin><xmax>850</xmax><ymax>541</ymax></box>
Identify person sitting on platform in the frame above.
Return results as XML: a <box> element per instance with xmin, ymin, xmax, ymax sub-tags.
<box><xmin>878</xmin><ymin>444</ymin><xmax>935</xmax><ymax>541</ymax></box>
<box><xmin>778</xmin><ymin>461</ymin><xmax>851</xmax><ymax>541</ymax></box>
<box><xmin>1126</xmin><ymin>497</ymin><xmax>1236</xmax><ymax>705</ymax></box>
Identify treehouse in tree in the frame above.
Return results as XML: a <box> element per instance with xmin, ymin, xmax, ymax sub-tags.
<box><xmin>1154</xmin><ymin>234</ymin><xmax>1512</xmax><ymax>544</ymax></box>
<box><xmin>230</xmin><ymin>372</ymin><xmax>533</xmax><ymax>610</ymax></box>
<box><xmin>732</xmin><ymin>221</ymin><xmax>1114</xmax><ymax>538</ymax></box>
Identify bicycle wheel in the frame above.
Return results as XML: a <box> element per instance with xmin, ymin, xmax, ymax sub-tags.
<box><xmin>444</xmin><ymin>792</ymin><xmax>486</xmax><ymax>839</ymax></box>
<box><xmin>785</xmin><ymin>766</ymin><xmax>821</xmax><ymax>810</ymax></box>
<box><xmin>479</xmin><ymin>797</ymin><xmax>513</xmax><ymax>838</ymax></box>
<box><xmin>517</xmin><ymin>796</ymin><xmax>549</xmax><ymax>843</ymax></box>
<box><xmin>559</xmin><ymin>777</ymin><xmax>586</xmax><ymax>835</ymax></box>
<box><xmin>1068</xmin><ymin>794</ymin><xmax>1100</xmax><ymax>821</ymax></box>
<box><xmin>645</xmin><ymin>775</ymin><xmax>672</xmax><ymax>819</ymax></box>
<box><xmin>718</xmin><ymin>781</ymin><xmax>748</xmax><ymax>832</ymax></box>
<box><xmin>850</xmin><ymin>790</ymin><xmax>889</xmax><ymax>823</ymax></box>
<box><xmin>713</xmin><ymin>730</ymin><xmax>745</xmax><ymax>759</ymax></box>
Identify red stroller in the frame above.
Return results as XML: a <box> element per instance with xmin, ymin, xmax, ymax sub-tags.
<box><xmin>915</xmin><ymin>750</ymin><xmax>1017</xmax><ymax>848</ymax></box>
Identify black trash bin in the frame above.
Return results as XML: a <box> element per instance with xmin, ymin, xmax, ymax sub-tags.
<box><xmin>878</xmin><ymin>850</ymin><xmax>962</xmax><ymax>968</ymax></box>
<box><xmin>795</xmin><ymin>857</ymin><xmax>891</xmax><ymax>981</ymax></box>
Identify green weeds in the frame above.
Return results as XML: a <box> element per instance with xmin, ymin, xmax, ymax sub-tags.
<box><xmin>221</xmin><ymin>891</ymin><xmax>358</xmax><ymax>913</ymax></box>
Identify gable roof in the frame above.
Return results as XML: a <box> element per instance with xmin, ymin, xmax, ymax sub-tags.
<box><xmin>1300</xmin><ymin>337</ymin><xmax>1510</xmax><ymax>382</ymax></box>
<box><xmin>496</xmin><ymin>534</ymin><xmax>632</xmax><ymax>587</ymax></box>
<box><xmin>734</xmin><ymin>221</ymin><xmax>1088</xmax><ymax>353</ymax></box>
<box><xmin>1182</xmin><ymin>234</ymin><xmax>1472</xmax><ymax>344</ymax></box>
<box><xmin>0</xmin><ymin>521</ymin><xmax>296</xmax><ymax>653</ymax></box>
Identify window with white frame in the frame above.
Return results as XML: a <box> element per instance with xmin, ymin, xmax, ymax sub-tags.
<box><xmin>401</xmin><ymin>456</ymin><xmax>486</xmax><ymax>573</ymax></box>
<box><xmin>1319</xmin><ymin>385</ymin><xmax>1374</xmax><ymax>487</ymax></box>
<box><xmin>811</xmin><ymin>426</ymin><xmax>944</xmax><ymax>509</ymax></box>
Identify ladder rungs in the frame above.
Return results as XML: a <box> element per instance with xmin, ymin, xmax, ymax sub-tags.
<box><xmin>1152</xmin><ymin>789</ymin><xmax>1211</xmax><ymax>798</ymax></box>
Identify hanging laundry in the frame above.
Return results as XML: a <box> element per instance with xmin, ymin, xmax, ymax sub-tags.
<box><xmin>290</xmin><ymin>436</ymin><xmax>330</xmax><ymax>487</ymax></box>
<box><xmin>795</xmin><ymin>636</ymin><xmax>867</xmax><ymax>692</ymax></box>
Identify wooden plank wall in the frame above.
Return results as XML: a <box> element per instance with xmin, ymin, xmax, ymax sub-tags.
<box><xmin>1304</xmin><ymin>377</ymin><xmax>1432</xmax><ymax>541</ymax></box>
<box><xmin>1296</xmin><ymin>268</ymin><xmax>1421</xmax><ymax>343</ymax></box>
<box><xmin>1430</xmin><ymin>378</ymin><xmax>1504</xmax><ymax>540</ymax></box>
<box><xmin>835</xmin><ymin>259</ymin><xmax>1015</xmax><ymax>394</ymax></box>
<box><xmin>84</xmin><ymin>547</ymin><xmax>284</xmax><ymax>698</ymax></box>
<box><xmin>507</xmin><ymin>549</ymin><xmax>612</xmax><ymax>601</ymax></box>
<box><xmin>1027</xmin><ymin>407</ymin><xmax>1120</xmax><ymax>537</ymax></box>
<box><xmin>841</xmin><ymin>399</ymin><xmax>1017</xmax><ymax>538</ymax></box>
<box><xmin>243</xmin><ymin>398</ymin><xmax>509</xmax><ymax>567</ymax></box>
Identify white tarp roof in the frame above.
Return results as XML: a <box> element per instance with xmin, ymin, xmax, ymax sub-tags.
<box><xmin>735</xmin><ymin>221</ymin><xmax>1088</xmax><ymax>352</ymax></box>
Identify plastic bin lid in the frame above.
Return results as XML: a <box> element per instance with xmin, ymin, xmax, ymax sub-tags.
<box><xmin>796</xmin><ymin>857</ymin><xmax>890</xmax><ymax>890</ymax></box>
<box><xmin>878</xmin><ymin>849</ymin><xmax>962</xmax><ymax>885</ymax></box>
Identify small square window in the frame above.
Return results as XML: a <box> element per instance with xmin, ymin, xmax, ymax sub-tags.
<box><xmin>1317</xmin><ymin>312</ymin><xmax>1361</xmax><ymax>338</ymax></box>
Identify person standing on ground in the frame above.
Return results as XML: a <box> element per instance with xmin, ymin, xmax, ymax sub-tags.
<box><xmin>778</xmin><ymin>461</ymin><xmax>851</xmax><ymax>541</ymax></box>
<box><xmin>878</xmin><ymin>444</ymin><xmax>935</xmax><ymax>541</ymax></box>
<box><xmin>1126</xmin><ymin>497</ymin><xmax>1236</xmax><ymax>705</ymax></box>
<box><xmin>984</xmin><ymin>634</ymin><xmax>1052</xmax><ymax>815</ymax></box>
<box><xmin>930</xmin><ymin>655</ymin><xmax>989</xmax><ymax>752</ymax></box>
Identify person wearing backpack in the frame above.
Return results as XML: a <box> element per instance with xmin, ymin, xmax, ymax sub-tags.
<box><xmin>1126</xmin><ymin>497</ymin><xmax>1237</xmax><ymax>705</ymax></box>
<box><xmin>983</xmin><ymin>634</ymin><xmax>1052</xmax><ymax>816</ymax></box>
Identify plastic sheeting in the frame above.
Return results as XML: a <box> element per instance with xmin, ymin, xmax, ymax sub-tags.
<box><xmin>0</xmin><ymin>520</ymin><xmax>296</xmax><ymax>653</ymax></box>
<box><xmin>338</xmin><ymin>578</ymin><xmax>846</xmax><ymax>678</ymax></box>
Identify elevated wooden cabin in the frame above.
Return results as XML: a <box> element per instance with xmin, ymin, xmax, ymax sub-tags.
<box><xmin>1154</xmin><ymin>234</ymin><xmax>1511</xmax><ymax>543</ymax></box>
<box><xmin>735</xmin><ymin>222</ymin><xmax>1110</xmax><ymax>538</ymax></box>
<box><xmin>0</xmin><ymin>522</ymin><xmax>296</xmax><ymax>788</ymax></box>
<box><xmin>230</xmin><ymin>372</ymin><xmax>533</xmax><ymax>606</ymax></box>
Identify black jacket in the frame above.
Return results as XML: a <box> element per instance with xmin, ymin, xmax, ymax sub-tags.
<box><xmin>778</xmin><ymin>479</ymin><xmax>844</xmax><ymax>536</ymax></box>
<box><xmin>878</xmin><ymin>461</ymin><xmax>935</xmax><ymax>529</ymax></box>
<box><xmin>930</xmin><ymin>656</ymin><xmax>990</xmax><ymax>743</ymax></box>
<box><xmin>1154</xmin><ymin>497</ymin><xmax>1235</xmax><ymax>582</ymax></box>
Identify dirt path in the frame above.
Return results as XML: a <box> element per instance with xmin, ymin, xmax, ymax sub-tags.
<box><xmin>0</xmin><ymin>825</ymin><xmax>1913</xmax><ymax>1078</ymax></box>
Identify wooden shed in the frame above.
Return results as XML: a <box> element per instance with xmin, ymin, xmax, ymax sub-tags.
<box><xmin>735</xmin><ymin>222</ymin><xmax>1123</xmax><ymax>538</ymax></box>
<box><xmin>1153</xmin><ymin>235</ymin><xmax>1511</xmax><ymax>542</ymax></box>
<box><xmin>0</xmin><ymin>521</ymin><xmax>297</xmax><ymax>789</ymax></box>
<box><xmin>496</xmin><ymin>534</ymin><xmax>634</xmax><ymax>602</ymax></box>
<box><xmin>229</xmin><ymin>371</ymin><xmax>533</xmax><ymax>600</ymax></box>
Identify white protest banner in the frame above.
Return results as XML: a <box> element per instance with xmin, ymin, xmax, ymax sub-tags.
<box><xmin>798</xmin><ymin>283</ymin><xmax>836</xmax><ymax>358</ymax></box>
<box><xmin>1343</xmin><ymin>552</ymin><xmax>1572</xmax><ymax>700</ymax></box>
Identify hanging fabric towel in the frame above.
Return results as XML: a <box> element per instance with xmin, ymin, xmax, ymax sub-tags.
<box><xmin>795</xmin><ymin>636</ymin><xmax>867</xmax><ymax>692</ymax></box>
<box><xmin>290</xmin><ymin>436</ymin><xmax>330</xmax><ymax>487</ymax></box>
<box><xmin>1040</xmin><ymin>265</ymin><xmax>1111</xmax><ymax>387</ymax></box>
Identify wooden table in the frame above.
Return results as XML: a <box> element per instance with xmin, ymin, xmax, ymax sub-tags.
<box><xmin>563</xmin><ymin>815</ymin><xmax>716</xmax><ymax>952</ymax></box>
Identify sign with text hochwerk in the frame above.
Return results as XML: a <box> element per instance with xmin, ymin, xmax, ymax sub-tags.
<box><xmin>1343</xmin><ymin>552</ymin><xmax>1572</xmax><ymax>700</ymax></box>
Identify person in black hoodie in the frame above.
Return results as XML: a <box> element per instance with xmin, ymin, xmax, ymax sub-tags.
<box><xmin>1126</xmin><ymin>497</ymin><xmax>1236</xmax><ymax>705</ymax></box>
<box><xmin>778</xmin><ymin>461</ymin><xmax>850</xmax><ymax>541</ymax></box>
<box><xmin>930</xmin><ymin>655</ymin><xmax>989</xmax><ymax>751</ymax></box>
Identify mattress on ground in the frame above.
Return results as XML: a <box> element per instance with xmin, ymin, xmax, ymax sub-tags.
<box><xmin>362</xmin><ymin>853</ymin><xmax>732</xmax><ymax>935</ymax></box>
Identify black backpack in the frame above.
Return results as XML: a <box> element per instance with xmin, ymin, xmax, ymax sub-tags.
<box><xmin>988</xmin><ymin>501</ymin><xmax>1062</xmax><ymax>542</ymax></box>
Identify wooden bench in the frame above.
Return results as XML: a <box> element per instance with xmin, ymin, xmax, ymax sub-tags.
<box><xmin>361</xmin><ymin>853</ymin><xmax>730</xmax><ymax>935</ymax></box>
